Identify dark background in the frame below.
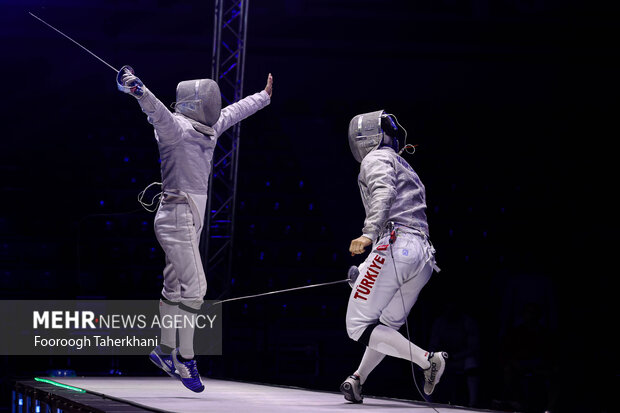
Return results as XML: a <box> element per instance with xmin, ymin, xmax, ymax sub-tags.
<box><xmin>0</xmin><ymin>0</ymin><xmax>617</xmax><ymax>412</ymax></box>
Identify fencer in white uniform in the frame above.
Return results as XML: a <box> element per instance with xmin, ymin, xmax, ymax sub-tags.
<box><xmin>118</xmin><ymin>68</ymin><xmax>273</xmax><ymax>392</ymax></box>
<box><xmin>340</xmin><ymin>110</ymin><xmax>448</xmax><ymax>403</ymax></box>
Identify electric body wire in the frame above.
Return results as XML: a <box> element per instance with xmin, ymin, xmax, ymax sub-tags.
<box><xmin>389</xmin><ymin>238</ymin><xmax>441</xmax><ymax>413</ymax></box>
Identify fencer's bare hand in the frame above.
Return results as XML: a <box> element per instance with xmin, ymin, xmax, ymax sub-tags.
<box><xmin>349</xmin><ymin>236</ymin><xmax>372</xmax><ymax>256</ymax></box>
<box><xmin>264</xmin><ymin>73</ymin><xmax>273</xmax><ymax>97</ymax></box>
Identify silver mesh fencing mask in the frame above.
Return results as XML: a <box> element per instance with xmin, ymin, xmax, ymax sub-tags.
<box><xmin>348</xmin><ymin>110</ymin><xmax>387</xmax><ymax>163</ymax></box>
<box><xmin>174</xmin><ymin>79</ymin><xmax>222</xmax><ymax>127</ymax></box>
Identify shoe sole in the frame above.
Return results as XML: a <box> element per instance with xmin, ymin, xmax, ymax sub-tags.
<box><xmin>340</xmin><ymin>381</ymin><xmax>362</xmax><ymax>404</ymax></box>
<box><xmin>180</xmin><ymin>380</ymin><xmax>205</xmax><ymax>393</ymax></box>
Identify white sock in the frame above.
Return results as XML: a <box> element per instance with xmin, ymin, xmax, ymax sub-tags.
<box><xmin>178</xmin><ymin>305</ymin><xmax>199</xmax><ymax>359</ymax></box>
<box><xmin>355</xmin><ymin>347</ymin><xmax>386</xmax><ymax>384</ymax></box>
<box><xmin>368</xmin><ymin>324</ymin><xmax>430</xmax><ymax>370</ymax></box>
<box><xmin>159</xmin><ymin>299</ymin><xmax>179</xmax><ymax>350</ymax></box>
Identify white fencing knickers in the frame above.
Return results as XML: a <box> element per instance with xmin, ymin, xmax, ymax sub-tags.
<box><xmin>154</xmin><ymin>191</ymin><xmax>207</xmax><ymax>311</ymax></box>
<box><xmin>346</xmin><ymin>230</ymin><xmax>437</xmax><ymax>343</ymax></box>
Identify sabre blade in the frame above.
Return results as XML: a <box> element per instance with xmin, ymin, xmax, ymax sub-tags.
<box><xmin>29</xmin><ymin>12</ymin><xmax>119</xmax><ymax>73</ymax></box>
<box><xmin>213</xmin><ymin>279</ymin><xmax>349</xmax><ymax>305</ymax></box>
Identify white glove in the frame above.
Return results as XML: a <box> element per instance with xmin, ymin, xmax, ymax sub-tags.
<box><xmin>116</xmin><ymin>66</ymin><xmax>144</xmax><ymax>98</ymax></box>
<box><xmin>347</xmin><ymin>266</ymin><xmax>360</xmax><ymax>288</ymax></box>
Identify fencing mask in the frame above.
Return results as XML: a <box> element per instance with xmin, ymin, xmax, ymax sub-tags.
<box><xmin>348</xmin><ymin>110</ymin><xmax>406</xmax><ymax>162</ymax></box>
<box><xmin>174</xmin><ymin>79</ymin><xmax>222</xmax><ymax>127</ymax></box>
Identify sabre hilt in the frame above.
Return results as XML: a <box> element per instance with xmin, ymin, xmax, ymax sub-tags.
<box><xmin>116</xmin><ymin>65</ymin><xmax>144</xmax><ymax>97</ymax></box>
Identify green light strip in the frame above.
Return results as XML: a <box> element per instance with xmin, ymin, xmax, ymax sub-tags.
<box><xmin>34</xmin><ymin>377</ymin><xmax>86</xmax><ymax>393</ymax></box>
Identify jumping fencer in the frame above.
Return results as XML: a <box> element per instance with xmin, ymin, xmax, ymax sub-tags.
<box><xmin>118</xmin><ymin>68</ymin><xmax>273</xmax><ymax>392</ymax></box>
<box><xmin>341</xmin><ymin>110</ymin><xmax>448</xmax><ymax>403</ymax></box>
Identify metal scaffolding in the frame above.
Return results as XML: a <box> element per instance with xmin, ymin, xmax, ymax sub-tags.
<box><xmin>201</xmin><ymin>0</ymin><xmax>249</xmax><ymax>296</ymax></box>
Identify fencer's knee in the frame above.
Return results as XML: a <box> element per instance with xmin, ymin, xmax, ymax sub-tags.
<box><xmin>160</xmin><ymin>296</ymin><xmax>180</xmax><ymax>306</ymax></box>
<box><xmin>161</xmin><ymin>289</ymin><xmax>181</xmax><ymax>303</ymax></box>
<box><xmin>346</xmin><ymin>317</ymin><xmax>365</xmax><ymax>341</ymax></box>
<box><xmin>347</xmin><ymin>318</ymin><xmax>383</xmax><ymax>345</ymax></box>
<box><xmin>346</xmin><ymin>326</ymin><xmax>358</xmax><ymax>341</ymax></box>
<box><xmin>179</xmin><ymin>299</ymin><xmax>203</xmax><ymax>312</ymax></box>
<box><xmin>378</xmin><ymin>315</ymin><xmax>404</xmax><ymax>331</ymax></box>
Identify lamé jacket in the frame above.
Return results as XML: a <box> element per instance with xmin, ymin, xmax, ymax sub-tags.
<box><xmin>136</xmin><ymin>87</ymin><xmax>270</xmax><ymax>226</ymax></box>
<box><xmin>358</xmin><ymin>146</ymin><xmax>429</xmax><ymax>242</ymax></box>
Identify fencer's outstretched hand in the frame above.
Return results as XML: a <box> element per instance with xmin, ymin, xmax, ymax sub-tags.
<box><xmin>264</xmin><ymin>73</ymin><xmax>273</xmax><ymax>97</ymax></box>
<box><xmin>349</xmin><ymin>236</ymin><xmax>372</xmax><ymax>256</ymax></box>
<box><xmin>119</xmin><ymin>71</ymin><xmax>145</xmax><ymax>98</ymax></box>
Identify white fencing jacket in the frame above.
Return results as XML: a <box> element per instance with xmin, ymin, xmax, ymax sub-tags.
<box><xmin>136</xmin><ymin>88</ymin><xmax>270</xmax><ymax>227</ymax></box>
<box><xmin>358</xmin><ymin>146</ymin><xmax>430</xmax><ymax>242</ymax></box>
